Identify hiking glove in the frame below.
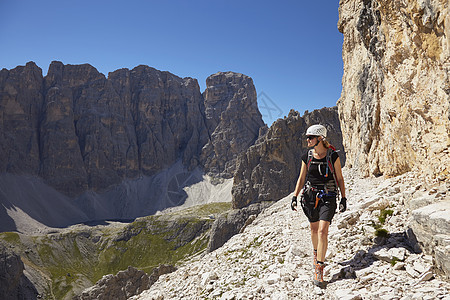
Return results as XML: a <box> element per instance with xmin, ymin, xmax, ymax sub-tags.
<box><xmin>339</xmin><ymin>197</ymin><xmax>347</xmax><ymax>213</ymax></box>
<box><xmin>291</xmin><ymin>196</ymin><xmax>297</xmax><ymax>211</ymax></box>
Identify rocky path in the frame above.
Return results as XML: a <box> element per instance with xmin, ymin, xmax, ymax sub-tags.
<box><xmin>132</xmin><ymin>170</ymin><xmax>450</xmax><ymax>300</ymax></box>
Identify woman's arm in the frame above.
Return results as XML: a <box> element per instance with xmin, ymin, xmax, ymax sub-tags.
<box><xmin>294</xmin><ymin>161</ymin><xmax>308</xmax><ymax>197</ymax></box>
<box><xmin>334</xmin><ymin>157</ymin><xmax>346</xmax><ymax>198</ymax></box>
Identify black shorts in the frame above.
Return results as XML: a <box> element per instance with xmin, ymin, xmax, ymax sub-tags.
<box><xmin>301</xmin><ymin>191</ymin><xmax>337</xmax><ymax>224</ymax></box>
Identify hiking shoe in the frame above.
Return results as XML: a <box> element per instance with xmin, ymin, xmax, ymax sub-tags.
<box><xmin>313</xmin><ymin>263</ymin><xmax>327</xmax><ymax>288</ymax></box>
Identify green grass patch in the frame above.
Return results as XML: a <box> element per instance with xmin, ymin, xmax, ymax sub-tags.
<box><xmin>0</xmin><ymin>232</ymin><xmax>21</xmax><ymax>244</ymax></box>
<box><xmin>390</xmin><ymin>257</ymin><xmax>400</xmax><ymax>266</ymax></box>
<box><xmin>369</xmin><ymin>208</ymin><xmax>394</xmax><ymax>241</ymax></box>
<box><xmin>378</xmin><ymin>209</ymin><xmax>394</xmax><ymax>224</ymax></box>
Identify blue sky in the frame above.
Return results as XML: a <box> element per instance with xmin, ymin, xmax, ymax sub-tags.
<box><xmin>0</xmin><ymin>0</ymin><xmax>343</xmax><ymax>126</ymax></box>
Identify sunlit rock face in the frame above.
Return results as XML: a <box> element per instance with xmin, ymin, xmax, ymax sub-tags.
<box><xmin>337</xmin><ymin>0</ymin><xmax>449</xmax><ymax>179</ymax></box>
<box><xmin>201</xmin><ymin>72</ymin><xmax>265</xmax><ymax>179</ymax></box>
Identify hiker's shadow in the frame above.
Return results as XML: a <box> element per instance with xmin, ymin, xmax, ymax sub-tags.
<box><xmin>328</xmin><ymin>231</ymin><xmax>420</xmax><ymax>283</ymax></box>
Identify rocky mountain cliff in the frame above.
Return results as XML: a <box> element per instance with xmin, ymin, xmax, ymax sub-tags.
<box><xmin>337</xmin><ymin>0</ymin><xmax>449</xmax><ymax>179</ymax></box>
<box><xmin>0</xmin><ymin>62</ymin><xmax>264</xmax><ymax>230</ymax></box>
<box><xmin>0</xmin><ymin>62</ymin><xmax>262</xmax><ymax>196</ymax></box>
<box><xmin>232</xmin><ymin>107</ymin><xmax>345</xmax><ymax>209</ymax></box>
<box><xmin>201</xmin><ymin>72</ymin><xmax>265</xmax><ymax>178</ymax></box>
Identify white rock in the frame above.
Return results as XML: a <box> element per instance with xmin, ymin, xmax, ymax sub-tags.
<box><xmin>414</xmin><ymin>271</ymin><xmax>434</xmax><ymax>284</ymax></box>
<box><xmin>389</xmin><ymin>247</ymin><xmax>407</xmax><ymax>261</ymax></box>
<box><xmin>413</xmin><ymin>261</ymin><xmax>431</xmax><ymax>274</ymax></box>
<box><xmin>266</xmin><ymin>273</ymin><xmax>280</xmax><ymax>284</ymax></box>
<box><xmin>210</xmin><ymin>288</ymin><xmax>222</xmax><ymax>298</ymax></box>
<box><xmin>220</xmin><ymin>291</ymin><xmax>235</xmax><ymax>300</ymax></box>
<box><xmin>201</xmin><ymin>271</ymin><xmax>218</xmax><ymax>286</ymax></box>
<box><xmin>334</xmin><ymin>289</ymin><xmax>362</xmax><ymax>300</ymax></box>
<box><xmin>270</xmin><ymin>291</ymin><xmax>289</xmax><ymax>300</ymax></box>
<box><xmin>406</xmin><ymin>264</ymin><xmax>420</xmax><ymax>278</ymax></box>
<box><xmin>373</xmin><ymin>248</ymin><xmax>391</xmax><ymax>262</ymax></box>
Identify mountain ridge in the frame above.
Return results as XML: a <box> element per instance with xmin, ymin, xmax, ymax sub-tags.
<box><xmin>0</xmin><ymin>62</ymin><xmax>269</xmax><ymax>232</ymax></box>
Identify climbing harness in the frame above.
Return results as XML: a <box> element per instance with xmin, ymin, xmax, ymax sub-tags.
<box><xmin>304</xmin><ymin>146</ymin><xmax>341</xmax><ymax>206</ymax></box>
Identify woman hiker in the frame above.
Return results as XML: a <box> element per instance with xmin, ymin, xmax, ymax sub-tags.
<box><xmin>290</xmin><ymin>124</ymin><xmax>347</xmax><ymax>288</ymax></box>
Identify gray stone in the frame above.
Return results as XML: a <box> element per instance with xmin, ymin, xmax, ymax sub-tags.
<box><xmin>0</xmin><ymin>242</ymin><xmax>38</xmax><ymax>299</ymax></box>
<box><xmin>266</xmin><ymin>273</ymin><xmax>280</xmax><ymax>284</ymax></box>
<box><xmin>373</xmin><ymin>248</ymin><xmax>391</xmax><ymax>262</ymax></box>
<box><xmin>207</xmin><ymin>202</ymin><xmax>271</xmax><ymax>252</ymax></box>
<box><xmin>76</xmin><ymin>265</ymin><xmax>176</xmax><ymax>300</ymax></box>
<box><xmin>413</xmin><ymin>261</ymin><xmax>432</xmax><ymax>274</ymax></box>
<box><xmin>411</xmin><ymin>201</ymin><xmax>450</xmax><ymax>278</ymax></box>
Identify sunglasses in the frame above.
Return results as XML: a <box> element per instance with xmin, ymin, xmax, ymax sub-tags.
<box><xmin>306</xmin><ymin>135</ymin><xmax>318</xmax><ymax>140</ymax></box>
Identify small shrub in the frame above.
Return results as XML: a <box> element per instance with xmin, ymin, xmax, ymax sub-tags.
<box><xmin>375</xmin><ymin>228</ymin><xmax>389</xmax><ymax>238</ymax></box>
<box><xmin>369</xmin><ymin>220</ymin><xmax>382</xmax><ymax>230</ymax></box>
<box><xmin>378</xmin><ymin>209</ymin><xmax>394</xmax><ymax>224</ymax></box>
<box><xmin>390</xmin><ymin>257</ymin><xmax>400</xmax><ymax>266</ymax></box>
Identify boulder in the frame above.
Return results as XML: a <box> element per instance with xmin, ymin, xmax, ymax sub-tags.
<box><xmin>410</xmin><ymin>201</ymin><xmax>450</xmax><ymax>278</ymax></box>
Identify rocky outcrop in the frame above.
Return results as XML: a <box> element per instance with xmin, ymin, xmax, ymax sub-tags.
<box><xmin>108</xmin><ymin>66</ymin><xmax>209</xmax><ymax>176</ymax></box>
<box><xmin>207</xmin><ymin>202</ymin><xmax>271</xmax><ymax>252</ymax></box>
<box><xmin>0</xmin><ymin>242</ymin><xmax>38</xmax><ymax>300</ymax></box>
<box><xmin>337</xmin><ymin>0</ymin><xmax>449</xmax><ymax>179</ymax></box>
<box><xmin>201</xmin><ymin>72</ymin><xmax>265</xmax><ymax>178</ymax></box>
<box><xmin>411</xmin><ymin>199</ymin><xmax>450</xmax><ymax>278</ymax></box>
<box><xmin>337</xmin><ymin>0</ymin><xmax>450</xmax><ymax>283</ymax></box>
<box><xmin>232</xmin><ymin>107</ymin><xmax>344</xmax><ymax>209</ymax></box>
<box><xmin>76</xmin><ymin>265</ymin><xmax>176</xmax><ymax>300</ymax></box>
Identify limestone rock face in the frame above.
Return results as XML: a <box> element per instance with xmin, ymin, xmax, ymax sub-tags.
<box><xmin>337</xmin><ymin>0</ymin><xmax>450</xmax><ymax>179</ymax></box>
<box><xmin>0</xmin><ymin>62</ymin><xmax>220</xmax><ymax>197</ymax></box>
<box><xmin>108</xmin><ymin>66</ymin><xmax>209</xmax><ymax>176</ymax></box>
<box><xmin>0</xmin><ymin>62</ymin><xmax>43</xmax><ymax>176</ymax></box>
<box><xmin>201</xmin><ymin>72</ymin><xmax>265</xmax><ymax>178</ymax></box>
<box><xmin>232</xmin><ymin>107</ymin><xmax>344</xmax><ymax>209</ymax></box>
<box><xmin>42</xmin><ymin>62</ymin><xmax>209</xmax><ymax>196</ymax></box>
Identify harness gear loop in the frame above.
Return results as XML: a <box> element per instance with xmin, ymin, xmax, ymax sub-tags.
<box><xmin>306</xmin><ymin>147</ymin><xmax>341</xmax><ymax>202</ymax></box>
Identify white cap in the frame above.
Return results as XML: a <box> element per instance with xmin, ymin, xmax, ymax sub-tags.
<box><xmin>306</xmin><ymin>124</ymin><xmax>327</xmax><ymax>138</ymax></box>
